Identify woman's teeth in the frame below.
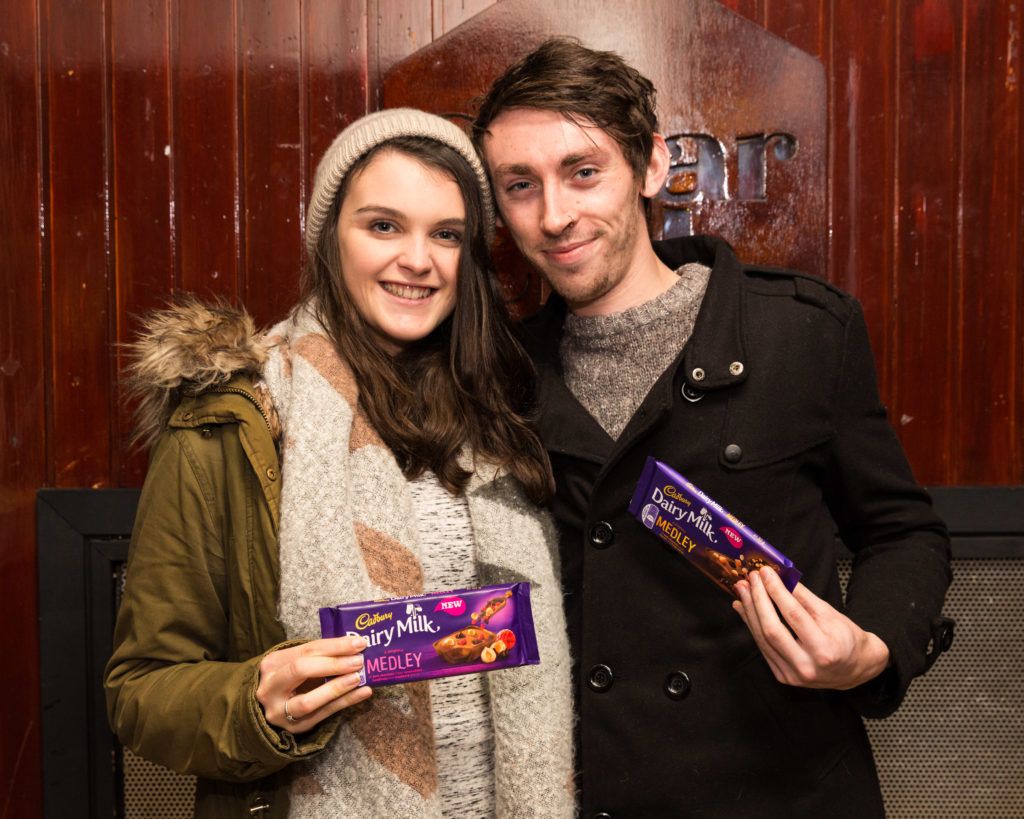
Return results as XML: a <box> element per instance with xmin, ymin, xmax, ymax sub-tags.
<box><xmin>382</xmin><ymin>282</ymin><xmax>432</xmax><ymax>300</ymax></box>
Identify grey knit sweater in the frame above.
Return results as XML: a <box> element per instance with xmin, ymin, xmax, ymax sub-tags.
<box><xmin>408</xmin><ymin>472</ymin><xmax>494</xmax><ymax>816</ymax></box>
<box><xmin>560</xmin><ymin>263</ymin><xmax>711</xmax><ymax>439</ymax></box>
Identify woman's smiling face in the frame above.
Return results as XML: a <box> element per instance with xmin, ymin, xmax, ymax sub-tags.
<box><xmin>336</xmin><ymin>148</ymin><xmax>465</xmax><ymax>354</ymax></box>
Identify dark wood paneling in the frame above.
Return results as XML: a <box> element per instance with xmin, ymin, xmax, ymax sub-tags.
<box><xmin>174</xmin><ymin>1</ymin><xmax>241</xmax><ymax>300</ymax></box>
<box><xmin>893</xmin><ymin>0</ymin><xmax>960</xmax><ymax>484</ymax></box>
<box><xmin>435</xmin><ymin>0</ymin><xmax>497</xmax><ymax>37</ymax></box>
<box><xmin>373</xmin><ymin>0</ymin><xmax>432</xmax><ymax>82</ymax></box>
<box><xmin>305</xmin><ymin>1</ymin><xmax>369</xmax><ymax>210</ymax></box>
<box><xmin>719</xmin><ymin>0</ymin><xmax>765</xmax><ymax>25</ymax></box>
<box><xmin>1019</xmin><ymin>1</ymin><xmax>1024</xmax><ymax>486</ymax></box>
<box><xmin>239</xmin><ymin>1</ymin><xmax>304</xmax><ymax>326</ymax></box>
<box><xmin>0</xmin><ymin>2</ymin><xmax>45</xmax><ymax>815</ymax></box>
<box><xmin>765</xmin><ymin>0</ymin><xmax>827</xmax><ymax>59</ymax></box>
<box><xmin>111</xmin><ymin>0</ymin><xmax>174</xmax><ymax>486</ymax></box>
<box><xmin>46</xmin><ymin>0</ymin><xmax>114</xmax><ymax>488</ymax></box>
<box><xmin>956</xmin><ymin>1</ymin><xmax>1021</xmax><ymax>484</ymax></box>
<box><xmin>829</xmin><ymin>0</ymin><xmax>898</xmax><ymax>400</ymax></box>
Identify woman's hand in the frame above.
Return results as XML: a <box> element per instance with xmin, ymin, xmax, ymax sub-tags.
<box><xmin>256</xmin><ymin>635</ymin><xmax>372</xmax><ymax>732</ymax></box>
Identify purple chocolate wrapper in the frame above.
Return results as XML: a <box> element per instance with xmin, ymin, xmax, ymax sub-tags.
<box><xmin>319</xmin><ymin>582</ymin><xmax>540</xmax><ymax>687</ymax></box>
<box><xmin>629</xmin><ymin>457</ymin><xmax>802</xmax><ymax>595</ymax></box>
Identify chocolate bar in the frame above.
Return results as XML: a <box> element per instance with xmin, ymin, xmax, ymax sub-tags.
<box><xmin>319</xmin><ymin>582</ymin><xmax>540</xmax><ymax>687</ymax></box>
<box><xmin>629</xmin><ymin>457</ymin><xmax>801</xmax><ymax>596</ymax></box>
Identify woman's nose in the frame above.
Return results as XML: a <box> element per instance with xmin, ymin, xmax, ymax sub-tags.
<box><xmin>397</xmin><ymin>235</ymin><xmax>432</xmax><ymax>274</ymax></box>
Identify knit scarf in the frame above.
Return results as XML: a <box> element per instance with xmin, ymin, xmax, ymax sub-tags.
<box><xmin>261</xmin><ymin>306</ymin><xmax>576</xmax><ymax>818</ymax></box>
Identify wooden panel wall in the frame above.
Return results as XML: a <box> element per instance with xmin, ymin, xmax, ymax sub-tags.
<box><xmin>0</xmin><ymin>1</ymin><xmax>1018</xmax><ymax>815</ymax></box>
<box><xmin>722</xmin><ymin>0</ymin><xmax>1023</xmax><ymax>485</ymax></box>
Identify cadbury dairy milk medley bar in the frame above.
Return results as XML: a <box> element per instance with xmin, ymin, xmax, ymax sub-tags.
<box><xmin>629</xmin><ymin>457</ymin><xmax>801</xmax><ymax>596</ymax></box>
<box><xmin>319</xmin><ymin>582</ymin><xmax>540</xmax><ymax>687</ymax></box>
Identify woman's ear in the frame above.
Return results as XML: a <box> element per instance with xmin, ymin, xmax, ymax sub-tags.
<box><xmin>641</xmin><ymin>133</ymin><xmax>671</xmax><ymax>199</ymax></box>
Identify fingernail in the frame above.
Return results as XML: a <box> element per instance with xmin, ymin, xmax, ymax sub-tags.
<box><xmin>350</xmin><ymin>654</ymin><xmax>364</xmax><ymax>668</ymax></box>
<box><xmin>351</xmin><ymin>635</ymin><xmax>367</xmax><ymax>650</ymax></box>
<box><xmin>345</xmin><ymin>672</ymin><xmax>362</xmax><ymax>686</ymax></box>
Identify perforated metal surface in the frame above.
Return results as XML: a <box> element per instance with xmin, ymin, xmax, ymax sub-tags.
<box><xmin>841</xmin><ymin>558</ymin><xmax>1024</xmax><ymax>818</ymax></box>
<box><xmin>115</xmin><ymin>563</ymin><xmax>196</xmax><ymax>818</ymax></box>
<box><xmin>122</xmin><ymin>747</ymin><xmax>195</xmax><ymax>819</ymax></box>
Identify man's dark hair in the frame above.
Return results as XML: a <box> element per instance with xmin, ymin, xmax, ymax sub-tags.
<box><xmin>472</xmin><ymin>37</ymin><xmax>659</xmax><ymax>182</ymax></box>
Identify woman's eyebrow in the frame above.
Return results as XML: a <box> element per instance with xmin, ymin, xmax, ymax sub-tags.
<box><xmin>352</xmin><ymin>205</ymin><xmax>404</xmax><ymax>217</ymax></box>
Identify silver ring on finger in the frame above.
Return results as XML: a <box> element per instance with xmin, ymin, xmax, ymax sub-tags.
<box><xmin>283</xmin><ymin>697</ymin><xmax>299</xmax><ymax>724</ymax></box>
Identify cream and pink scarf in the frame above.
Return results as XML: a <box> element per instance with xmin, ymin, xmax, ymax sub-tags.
<box><xmin>261</xmin><ymin>306</ymin><xmax>576</xmax><ymax>817</ymax></box>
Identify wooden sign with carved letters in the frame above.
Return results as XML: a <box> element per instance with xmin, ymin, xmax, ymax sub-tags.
<box><xmin>383</xmin><ymin>0</ymin><xmax>826</xmax><ymax>316</ymax></box>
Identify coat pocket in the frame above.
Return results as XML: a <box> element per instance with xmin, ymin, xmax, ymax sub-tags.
<box><xmin>736</xmin><ymin>650</ymin><xmax>857</xmax><ymax>784</ymax></box>
<box><xmin>719</xmin><ymin>386</ymin><xmax>835</xmax><ymax>471</ymax></box>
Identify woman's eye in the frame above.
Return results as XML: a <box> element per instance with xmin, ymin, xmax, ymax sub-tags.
<box><xmin>434</xmin><ymin>229</ymin><xmax>462</xmax><ymax>243</ymax></box>
<box><xmin>369</xmin><ymin>220</ymin><xmax>396</xmax><ymax>234</ymax></box>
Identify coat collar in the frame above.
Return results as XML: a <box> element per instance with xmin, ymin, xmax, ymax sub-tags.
<box><xmin>651</xmin><ymin>234</ymin><xmax>749</xmax><ymax>391</ymax></box>
<box><xmin>522</xmin><ymin>235</ymin><xmax>750</xmax><ymax>460</ymax></box>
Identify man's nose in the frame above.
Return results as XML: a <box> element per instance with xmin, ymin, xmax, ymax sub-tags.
<box><xmin>540</xmin><ymin>186</ymin><xmax>576</xmax><ymax>236</ymax></box>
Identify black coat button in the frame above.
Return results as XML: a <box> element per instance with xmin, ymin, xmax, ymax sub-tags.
<box><xmin>664</xmin><ymin>671</ymin><xmax>691</xmax><ymax>700</ymax></box>
<box><xmin>588</xmin><ymin>664</ymin><xmax>614</xmax><ymax>692</ymax></box>
<box><xmin>594</xmin><ymin>814</ymin><xmax>612</xmax><ymax>819</ymax></box>
<box><xmin>681</xmin><ymin>382</ymin><xmax>704</xmax><ymax>402</ymax></box>
<box><xmin>589</xmin><ymin>521</ymin><xmax>614</xmax><ymax>548</ymax></box>
<box><xmin>724</xmin><ymin>443</ymin><xmax>743</xmax><ymax>463</ymax></box>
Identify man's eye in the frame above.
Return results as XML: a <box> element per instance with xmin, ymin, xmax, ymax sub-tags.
<box><xmin>577</xmin><ymin>167</ymin><xmax>598</xmax><ymax>179</ymax></box>
<box><xmin>506</xmin><ymin>180</ymin><xmax>532</xmax><ymax>193</ymax></box>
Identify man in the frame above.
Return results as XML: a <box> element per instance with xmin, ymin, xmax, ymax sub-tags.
<box><xmin>473</xmin><ymin>39</ymin><xmax>952</xmax><ymax>817</ymax></box>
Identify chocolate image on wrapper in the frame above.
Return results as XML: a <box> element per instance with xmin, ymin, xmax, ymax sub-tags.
<box><xmin>319</xmin><ymin>582</ymin><xmax>540</xmax><ymax>687</ymax></box>
<box><xmin>628</xmin><ymin>457</ymin><xmax>801</xmax><ymax>597</ymax></box>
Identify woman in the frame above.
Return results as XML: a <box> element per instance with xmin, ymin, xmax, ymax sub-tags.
<box><xmin>105</xmin><ymin>109</ymin><xmax>575</xmax><ymax>818</ymax></box>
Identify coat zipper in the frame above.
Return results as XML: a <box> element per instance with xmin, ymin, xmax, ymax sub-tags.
<box><xmin>209</xmin><ymin>385</ymin><xmax>274</xmax><ymax>436</ymax></box>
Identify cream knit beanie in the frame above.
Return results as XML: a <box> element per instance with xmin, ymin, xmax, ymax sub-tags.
<box><xmin>305</xmin><ymin>108</ymin><xmax>494</xmax><ymax>257</ymax></box>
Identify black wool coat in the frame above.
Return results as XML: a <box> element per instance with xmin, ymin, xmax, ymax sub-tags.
<box><xmin>522</xmin><ymin>235</ymin><xmax>952</xmax><ymax>818</ymax></box>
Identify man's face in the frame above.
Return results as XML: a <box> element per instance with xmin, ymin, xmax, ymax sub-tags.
<box><xmin>482</xmin><ymin>107</ymin><xmax>662</xmax><ymax>315</ymax></box>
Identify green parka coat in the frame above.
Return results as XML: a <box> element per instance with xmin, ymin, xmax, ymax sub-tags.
<box><xmin>105</xmin><ymin>376</ymin><xmax>336</xmax><ymax>818</ymax></box>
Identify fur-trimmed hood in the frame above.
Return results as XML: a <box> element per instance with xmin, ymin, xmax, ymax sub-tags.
<box><xmin>126</xmin><ymin>298</ymin><xmax>270</xmax><ymax>448</ymax></box>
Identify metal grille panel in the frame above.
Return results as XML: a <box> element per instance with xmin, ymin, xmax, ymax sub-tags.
<box><xmin>123</xmin><ymin>748</ymin><xmax>195</xmax><ymax>819</ymax></box>
<box><xmin>841</xmin><ymin>558</ymin><xmax>1024</xmax><ymax>818</ymax></box>
<box><xmin>115</xmin><ymin>562</ymin><xmax>196</xmax><ymax>818</ymax></box>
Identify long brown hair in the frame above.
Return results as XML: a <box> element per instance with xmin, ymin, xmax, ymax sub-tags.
<box><xmin>301</xmin><ymin>136</ymin><xmax>552</xmax><ymax>503</ymax></box>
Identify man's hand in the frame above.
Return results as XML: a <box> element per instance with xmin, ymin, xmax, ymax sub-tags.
<box><xmin>732</xmin><ymin>567</ymin><xmax>890</xmax><ymax>690</ymax></box>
